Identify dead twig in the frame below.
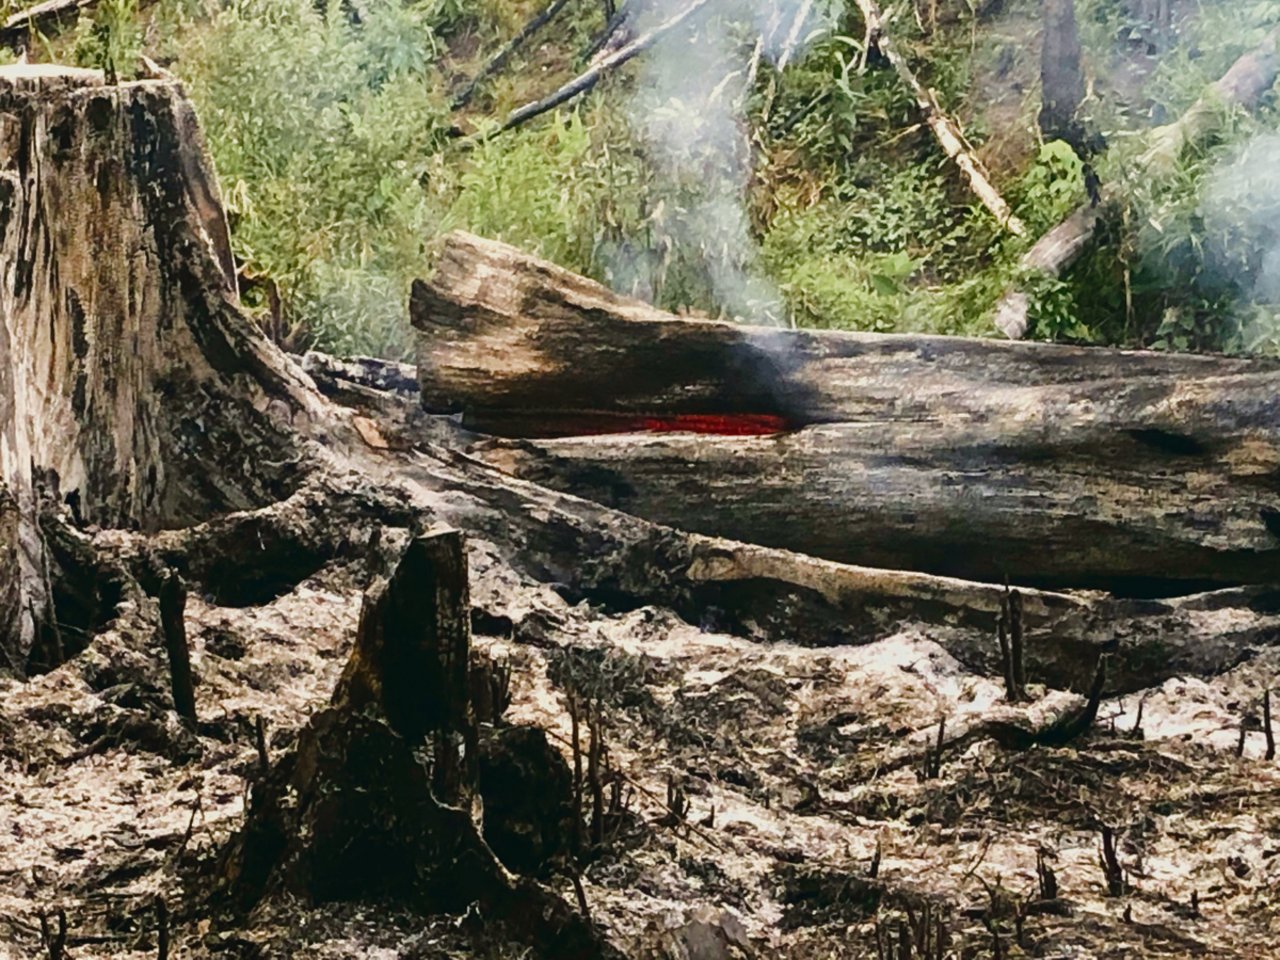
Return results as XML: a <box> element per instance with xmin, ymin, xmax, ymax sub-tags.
<box><xmin>662</xmin><ymin>774</ymin><xmax>690</xmax><ymax>827</ymax></box>
<box><xmin>1098</xmin><ymin>824</ymin><xmax>1131</xmax><ymax>897</ymax></box>
<box><xmin>496</xmin><ymin>0</ymin><xmax>713</xmax><ymax>136</ymax></box>
<box><xmin>543</xmin><ymin>724</ymin><xmax>729</xmax><ymax>852</ymax></box>
<box><xmin>254</xmin><ymin>716</ymin><xmax>270</xmax><ymax>776</ymax></box>
<box><xmin>1265</xmin><ymin>689</ymin><xmax>1275</xmax><ymax>761</ymax></box>
<box><xmin>568</xmin><ymin>694</ymin><xmax>584</xmax><ymax>855</ymax></box>
<box><xmin>922</xmin><ymin>717</ymin><xmax>946</xmax><ymax>779</ymax></box>
<box><xmin>998</xmin><ymin>584</ymin><xmax>1027</xmax><ymax>702</ymax></box>
<box><xmin>1036</xmin><ymin>848</ymin><xmax>1059</xmax><ymax>901</ymax></box>
<box><xmin>156</xmin><ymin>897</ymin><xmax>169</xmax><ymax>960</ymax></box>
<box><xmin>39</xmin><ymin>910</ymin><xmax>67</xmax><ymax>960</ymax></box>
<box><xmin>452</xmin><ymin>0</ymin><xmax>574</xmax><ymax>110</ymax></box>
<box><xmin>587</xmin><ymin>700</ymin><xmax>605</xmax><ymax>846</ymax></box>
<box><xmin>159</xmin><ymin>572</ymin><xmax>196</xmax><ymax>725</ymax></box>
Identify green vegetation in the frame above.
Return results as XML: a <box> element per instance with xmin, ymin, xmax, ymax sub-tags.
<box><xmin>31</xmin><ymin>0</ymin><xmax>1280</xmax><ymax>356</ymax></box>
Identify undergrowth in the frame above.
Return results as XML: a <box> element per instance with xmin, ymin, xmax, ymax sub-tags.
<box><xmin>32</xmin><ymin>0</ymin><xmax>1280</xmax><ymax>355</ymax></box>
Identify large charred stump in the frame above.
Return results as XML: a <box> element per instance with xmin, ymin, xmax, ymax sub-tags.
<box><xmin>0</xmin><ymin>65</ymin><xmax>323</xmax><ymax>674</ymax></box>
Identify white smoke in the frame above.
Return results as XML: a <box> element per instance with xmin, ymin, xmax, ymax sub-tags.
<box><xmin>1200</xmin><ymin>132</ymin><xmax>1280</xmax><ymax>347</ymax></box>
<box><xmin>617</xmin><ymin>0</ymin><xmax>842</xmax><ymax>326</ymax></box>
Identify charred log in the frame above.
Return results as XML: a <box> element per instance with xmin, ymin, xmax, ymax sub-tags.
<box><xmin>414</xmin><ymin>232</ymin><xmax>1280</xmax><ymax>594</ymax></box>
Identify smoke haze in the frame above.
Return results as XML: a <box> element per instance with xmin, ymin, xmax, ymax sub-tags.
<box><xmin>618</xmin><ymin>0</ymin><xmax>842</xmax><ymax>325</ymax></box>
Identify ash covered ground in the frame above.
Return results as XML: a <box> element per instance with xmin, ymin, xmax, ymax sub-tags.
<box><xmin>3</xmin><ymin>503</ymin><xmax>1280</xmax><ymax>959</ymax></box>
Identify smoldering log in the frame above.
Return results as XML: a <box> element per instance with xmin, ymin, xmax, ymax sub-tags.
<box><xmin>413</xmin><ymin>232</ymin><xmax>1280</xmax><ymax>592</ymax></box>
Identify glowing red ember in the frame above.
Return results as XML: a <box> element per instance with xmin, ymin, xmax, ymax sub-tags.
<box><xmin>632</xmin><ymin>413</ymin><xmax>790</xmax><ymax>435</ymax></box>
<box><xmin>468</xmin><ymin>411</ymin><xmax>793</xmax><ymax>438</ymax></box>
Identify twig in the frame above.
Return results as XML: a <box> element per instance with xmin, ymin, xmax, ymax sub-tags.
<box><xmin>1036</xmin><ymin>848</ymin><xmax>1058</xmax><ymax>901</ymax></box>
<box><xmin>496</xmin><ymin>0</ymin><xmax>713</xmax><ymax>135</ymax></box>
<box><xmin>254</xmin><ymin>716</ymin><xmax>270</xmax><ymax>776</ymax></box>
<box><xmin>1009</xmin><ymin>588</ymin><xmax>1027</xmax><ymax>695</ymax></box>
<box><xmin>569</xmin><ymin>861</ymin><xmax>590</xmax><ymax>918</ymax></box>
<box><xmin>998</xmin><ymin>582</ymin><xmax>1027</xmax><ymax>702</ymax></box>
<box><xmin>155</xmin><ymin>897</ymin><xmax>169</xmax><ymax>960</ymax></box>
<box><xmin>922</xmin><ymin>716</ymin><xmax>946</xmax><ymax>779</ymax></box>
<box><xmin>568</xmin><ymin>694</ymin><xmax>584</xmax><ymax>855</ymax></box>
<box><xmin>587</xmin><ymin>700</ymin><xmax>605</xmax><ymax>845</ymax></box>
<box><xmin>452</xmin><ymin>0</ymin><xmax>574</xmax><ymax>110</ymax></box>
<box><xmin>741</xmin><ymin>33</ymin><xmax>765</xmax><ymax>101</ymax></box>
<box><xmin>39</xmin><ymin>910</ymin><xmax>67</xmax><ymax>960</ymax></box>
<box><xmin>1099</xmin><ymin>824</ymin><xmax>1130</xmax><ymax>896</ymax></box>
<box><xmin>542</xmin><ymin>725</ymin><xmax>729</xmax><ymax>851</ymax></box>
<box><xmin>0</xmin><ymin>0</ymin><xmax>94</xmax><ymax>50</ymax></box>
<box><xmin>582</xmin><ymin>3</ymin><xmax>630</xmax><ymax>61</ymax></box>
<box><xmin>1265</xmin><ymin>689</ymin><xmax>1275</xmax><ymax>761</ymax></box>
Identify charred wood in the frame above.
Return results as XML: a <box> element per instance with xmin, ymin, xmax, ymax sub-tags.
<box><xmin>415</xmin><ymin>233</ymin><xmax>1280</xmax><ymax>594</ymax></box>
<box><xmin>158</xmin><ymin>573</ymin><xmax>196</xmax><ymax>726</ymax></box>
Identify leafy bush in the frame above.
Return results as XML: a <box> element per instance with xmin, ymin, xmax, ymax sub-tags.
<box><xmin>158</xmin><ymin>0</ymin><xmax>455</xmax><ymax>358</ymax></box>
<box><xmin>73</xmin><ymin>0</ymin><xmax>142</xmax><ymax>81</ymax></box>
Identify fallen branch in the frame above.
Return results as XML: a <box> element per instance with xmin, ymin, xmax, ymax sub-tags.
<box><xmin>993</xmin><ymin>28</ymin><xmax>1280</xmax><ymax>338</ymax></box>
<box><xmin>451</xmin><ymin>0</ymin><xmax>574</xmax><ymax>111</ymax></box>
<box><xmin>852</xmin><ymin>0</ymin><xmax>1027</xmax><ymax>236</ymax></box>
<box><xmin>496</xmin><ymin>0</ymin><xmax>713</xmax><ymax>135</ymax></box>
<box><xmin>0</xmin><ymin>0</ymin><xmax>94</xmax><ymax>49</ymax></box>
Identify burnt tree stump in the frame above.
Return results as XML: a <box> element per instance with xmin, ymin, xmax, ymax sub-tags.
<box><xmin>218</xmin><ymin>530</ymin><xmax>611</xmax><ymax>958</ymax></box>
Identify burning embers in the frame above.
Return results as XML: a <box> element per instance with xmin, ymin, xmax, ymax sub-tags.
<box><xmin>461</xmin><ymin>411</ymin><xmax>793</xmax><ymax>439</ymax></box>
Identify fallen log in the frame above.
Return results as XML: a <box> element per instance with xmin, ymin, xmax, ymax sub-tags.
<box><xmin>993</xmin><ymin>28</ymin><xmax>1280</xmax><ymax>339</ymax></box>
<box><xmin>413</xmin><ymin>232</ymin><xmax>1280</xmax><ymax>592</ymax></box>
<box><xmin>0</xmin><ymin>0</ymin><xmax>95</xmax><ymax>49</ymax></box>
